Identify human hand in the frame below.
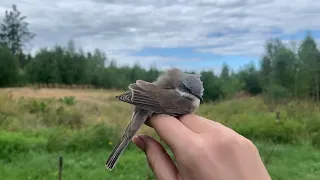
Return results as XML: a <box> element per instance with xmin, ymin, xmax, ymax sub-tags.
<box><xmin>132</xmin><ymin>114</ymin><xmax>271</xmax><ymax>180</ymax></box>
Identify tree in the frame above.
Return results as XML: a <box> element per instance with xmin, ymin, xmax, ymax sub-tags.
<box><xmin>298</xmin><ymin>33</ymin><xmax>320</xmax><ymax>101</ymax></box>
<box><xmin>0</xmin><ymin>45</ymin><xmax>19</xmax><ymax>87</ymax></box>
<box><xmin>200</xmin><ymin>70</ymin><xmax>222</xmax><ymax>101</ymax></box>
<box><xmin>238</xmin><ymin>64</ymin><xmax>262</xmax><ymax>95</ymax></box>
<box><xmin>220</xmin><ymin>63</ymin><xmax>240</xmax><ymax>98</ymax></box>
<box><xmin>0</xmin><ymin>4</ymin><xmax>35</xmax><ymax>56</ymax></box>
<box><xmin>260</xmin><ymin>38</ymin><xmax>296</xmax><ymax>100</ymax></box>
<box><xmin>220</xmin><ymin>63</ymin><xmax>230</xmax><ymax>80</ymax></box>
<box><xmin>260</xmin><ymin>56</ymin><xmax>271</xmax><ymax>87</ymax></box>
<box><xmin>272</xmin><ymin>47</ymin><xmax>295</xmax><ymax>91</ymax></box>
<box><xmin>26</xmin><ymin>48</ymin><xmax>60</xmax><ymax>84</ymax></box>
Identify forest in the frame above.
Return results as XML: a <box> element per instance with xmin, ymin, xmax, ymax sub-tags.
<box><xmin>1</xmin><ymin>4</ymin><xmax>320</xmax><ymax>103</ymax></box>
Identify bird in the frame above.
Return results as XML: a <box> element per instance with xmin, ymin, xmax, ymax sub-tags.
<box><xmin>105</xmin><ymin>68</ymin><xmax>204</xmax><ymax>170</ymax></box>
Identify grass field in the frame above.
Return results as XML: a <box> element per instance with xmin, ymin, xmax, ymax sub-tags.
<box><xmin>1</xmin><ymin>88</ymin><xmax>320</xmax><ymax>180</ymax></box>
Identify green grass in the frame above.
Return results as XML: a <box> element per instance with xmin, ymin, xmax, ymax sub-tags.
<box><xmin>0</xmin><ymin>150</ymin><xmax>152</xmax><ymax>180</ymax></box>
<box><xmin>0</xmin><ymin>143</ymin><xmax>319</xmax><ymax>180</ymax></box>
<box><xmin>1</xmin><ymin>89</ymin><xmax>320</xmax><ymax>179</ymax></box>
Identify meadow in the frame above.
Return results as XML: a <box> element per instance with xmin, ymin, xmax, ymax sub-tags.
<box><xmin>0</xmin><ymin>87</ymin><xmax>320</xmax><ymax>180</ymax></box>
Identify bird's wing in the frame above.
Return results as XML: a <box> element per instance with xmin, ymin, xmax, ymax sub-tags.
<box><xmin>157</xmin><ymin>88</ymin><xmax>193</xmax><ymax>116</ymax></box>
<box><xmin>116</xmin><ymin>80</ymin><xmax>192</xmax><ymax>115</ymax></box>
<box><xmin>116</xmin><ymin>80</ymin><xmax>164</xmax><ymax>112</ymax></box>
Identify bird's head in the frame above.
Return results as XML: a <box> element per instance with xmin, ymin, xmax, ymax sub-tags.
<box><xmin>180</xmin><ymin>73</ymin><xmax>204</xmax><ymax>103</ymax></box>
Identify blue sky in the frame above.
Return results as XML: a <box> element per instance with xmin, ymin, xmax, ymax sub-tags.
<box><xmin>1</xmin><ymin>0</ymin><xmax>320</xmax><ymax>74</ymax></box>
<box><xmin>132</xmin><ymin>47</ymin><xmax>258</xmax><ymax>73</ymax></box>
<box><xmin>133</xmin><ymin>30</ymin><xmax>320</xmax><ymax>73</ymax></box>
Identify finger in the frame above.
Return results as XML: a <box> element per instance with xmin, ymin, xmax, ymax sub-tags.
<box><xmin>132</xmin><ymin>135</ymin><xmax>179</xmax><ymax>180</ymax></box>
<box><xmin>178</xmin><ymin>114</ymin><xmax>216</xmax><ymax>133</ymax></box>
<box><xmin>148</xmin><ymin>114</ymin><xmax>196</xmax><ymax>151</ymax></box>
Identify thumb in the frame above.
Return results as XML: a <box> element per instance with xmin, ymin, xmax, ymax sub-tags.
<box><xmin>133</xmin><ymin>135</ymin><xmax>179</xmax><ymax>180</ymax></box>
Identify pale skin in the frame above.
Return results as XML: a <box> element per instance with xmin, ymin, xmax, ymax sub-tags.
<box><xmin>132</xmin><ymin>114</ymin><xmax>272</xmax><ymax>180</ymax></box>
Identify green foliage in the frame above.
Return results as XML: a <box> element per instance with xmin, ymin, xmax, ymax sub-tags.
<box><xmin>46</xmin><ymin>123</ymin><xmax>121</xmax><ymax>152</ymax></box>
<box><xmin>0</xmin><ymin>131</ymin><xmax>46</xmax><ymax>159</ymax></box>
<box><xmin>238</xmin><ymin>64</ymin><xmax>263</xmax><ymax>95</ymax></box>
<box><xmin>51</xmin><ymin>106</ymin><xmax>83</xmax><ymax>129</ymax></box>
<box><xmin>0</xmin><ymin>142</ymin><xmax>320</xmax><ymax>180</ymax></box>
<box><xmin>0</xmin><ymin>4</ymin><xmax>35</xmax><ymax>56</ymax></box>
<box><xmin>200</xmin><ymin>70</ymin><xmax>223</xmax><ymax>101</ymax></box>
<box><xmin>311</xmin><ymin>133</ymin><xmax>320</xmax><ymax>148</ymax></box>
<box><xmin>0</xmin><ymin>46</ymin><xmax>19</xmax><ymax>87</ymax></box>
<box><xmin>59</xmin><ymin>96</ymin><xmax>76</xmax><ymax>105</ymax></box>
<box><xmin>198</xmin><ymin>98</ymin><xmax>320</xmax><ymax>145</ymax></box>
<box><xmin>26</xmin><ymin>100</ymin><xmax>48</xmax><ymax>113</ymax></box>
<box><xmin>264</xmin><ymin>84</ymin><xmax>291</xmax><ymax>101</ymax></box>
<box><xmin>233</xmin><ymin>116</ymin><xmax>305</xmax><ymax>144</ymax></box>
<box><xmin>12</xmin><ymin>98</ymin><xmax>84</xmax><ymax>129</ymax></box>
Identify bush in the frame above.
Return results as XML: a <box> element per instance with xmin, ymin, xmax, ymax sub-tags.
<box><xmin>46</xmin><ymin>123</ymin><xmax>122</xmax><ymax>152</ymax></box>
<box><xmin>303</xmin><ymin>115</ymin><xmax>320</xmax><ymax>134</ymax></box>
<box><xmin>230</xmin><ymin>113</ymin><xmax>305</xmax><ymax>144</ymax></box>
<box><xmin>0</xmin><ymin>123</ymin><xmax>124</xmax><ymax>155</ymax></box>
<box><xmin>52</xmin><ymin>106</ymin><xmax>84</xmax><ymax>129</ymax></box>
<box><xmin>27</xmin><ymin>100</ymin><xmax>48</xmax><ymax>113</ymax></box>
<box><xmin>198</xmin><ymin>98</ymin><xmax>320</xmax><ymax>145</ymax></box>
<box><xmin>311</xmin><ymin>133</ymin><xmax>320</xmax><ymax>148</ymax></box>
<box><xmin>0</xmin><ymin>131</ymin><xmax>46</xmax><ymax>159</ymax></box>
<box><xmin>46</xmin><ymin>128</ymin><xmax>74</xmax><ymax>152</ymax></box>
<box><xmin>59</xmin><ymin>96</ymin><xmax>76</xmax><ymax>105</ymax></box>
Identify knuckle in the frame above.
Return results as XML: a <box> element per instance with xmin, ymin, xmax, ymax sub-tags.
<box><xmin>215</xmin><ymin>135</ymin><xmax>237</xmax><ymax>150</ymax></box>
<box><xmin>191</xmin><ymin>137</ymin><xmax>206</xmax><ymax>151</ymax></box>
<box><xmin>244</xmin><ymin>138</ymin><xmax>258</xmax><ymax>152</ymax></box>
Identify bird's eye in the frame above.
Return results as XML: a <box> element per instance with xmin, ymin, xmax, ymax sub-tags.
<box><xmin>185</xmin><ymin>87</ymin><xmax>193</xmax><ymax>94</ymax></box>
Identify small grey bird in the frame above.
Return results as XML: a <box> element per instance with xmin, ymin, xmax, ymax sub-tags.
<box><xmin>105</xmin><ymin>68</ymin><xmax>204</xmax><ymax>170</ymax></box>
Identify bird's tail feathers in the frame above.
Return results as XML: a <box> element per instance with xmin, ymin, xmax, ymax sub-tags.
<box><xmin>105</xmin><ymin>136</ymin><xmax>131</xmax><ymax>171</ymax></box>
<box><xmin>105</xmin><ymin>107</ymin><xmax>149</xmax><ymax>171</ymax></box>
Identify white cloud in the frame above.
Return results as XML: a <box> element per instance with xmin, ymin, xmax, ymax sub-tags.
<box><xmin>0</xmin><ymin>0</ymin><xmax>320</xmax><ymax>69</ymax></box>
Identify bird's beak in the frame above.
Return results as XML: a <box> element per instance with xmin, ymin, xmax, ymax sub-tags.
<box><xmin>200</xmin><ymin>97</ymin><xmax>204</xmax><ymax>104</ymax></box>
<box><xmin>194</xmin><ymin>95</ymin><xmax>204</xmax><ymax>104</ymax></box>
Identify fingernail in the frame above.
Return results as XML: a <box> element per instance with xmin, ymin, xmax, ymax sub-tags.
<box><xmin>132</xmin><ymin>135</ymin><xmax>145</xmax><ymax>151</ymax></box>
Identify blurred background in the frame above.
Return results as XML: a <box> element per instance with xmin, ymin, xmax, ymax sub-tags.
<box><xmin>0</xmin><ymin>2</ymin><xmax>320</xmax><ymax>180</ymax></box>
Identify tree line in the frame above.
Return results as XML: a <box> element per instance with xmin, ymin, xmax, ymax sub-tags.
<box><xmin>1</xmin><ymin>4</ymin><xmax>320</xmax><ymax>102</ymax></box>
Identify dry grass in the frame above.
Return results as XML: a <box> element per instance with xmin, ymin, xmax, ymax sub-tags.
<box><xmin>0</xmin><ymin>87</ymin><xmax>155</xmax><ymax>135</ymax></box>
<box><xmin>1</xmin><ymin>87</ymin><xmax>120</xmax><ymax>103</ymax></box>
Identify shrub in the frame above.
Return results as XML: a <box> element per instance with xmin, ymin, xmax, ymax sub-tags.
<box><xmin>46</xmin><ymin>123</ymin><xmax>122</xmax><ymax>152</ymax></box>
<box><xmin>46</xmin><ymin>128</ymin><xmax>74</xmax><ymax>152</ymax></box>
<box><xmin>54</xmin><ymin>106</ymin><xmax>83</xmax><ymax>129</ymax></box>
<box><xmin>0</xmin><ymin>131</ymin><xmax>46</xmax><ymax>159</ymax></box>
<box><xmin>59</xmin><ymin>96</ymin><xmax>76</xmax><ymax>105</ymax></box>
<box><xmin>38</xmin><ymin>105</ymin><xmax>84</xmax><ymax>129</ymax></box>
<box><xmin>26</xmin><ymin>100</ymin><xmax>48</xmax><ymax>114</ymax></box>
<box><xmin>230</xmin><ymin>114</ymin><xmax>305</xmax><ymax>144</ymax></box>
<box><xmin>311</xmin><ymin>133</ymin><xmax>320</xmax><ymax>148</ymax></box>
